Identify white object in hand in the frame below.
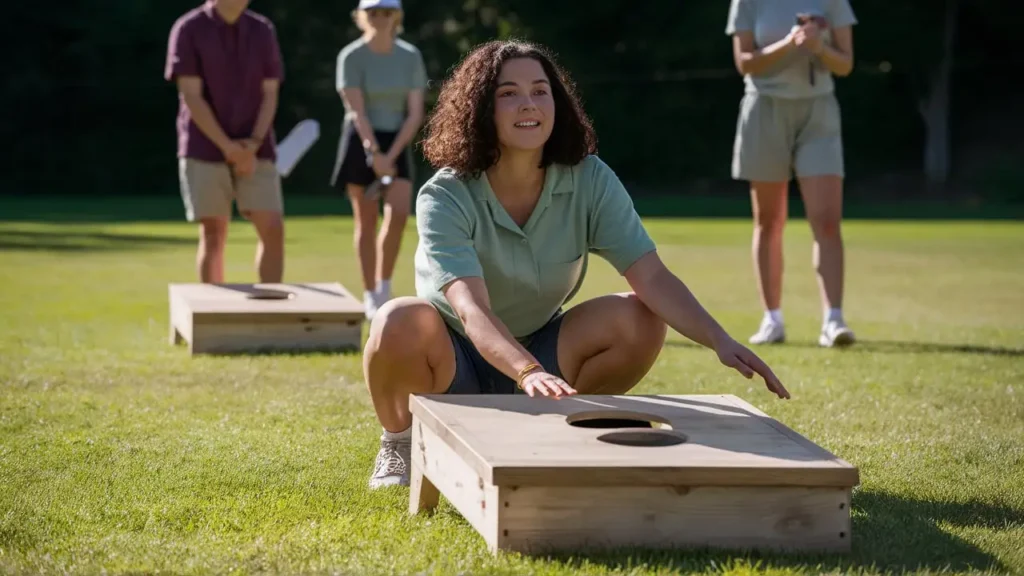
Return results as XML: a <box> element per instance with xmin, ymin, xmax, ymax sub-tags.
<box><xmin>275</xmin><ymin>119</ymin><xmax>320</xmax><ymax>177</ymax></box>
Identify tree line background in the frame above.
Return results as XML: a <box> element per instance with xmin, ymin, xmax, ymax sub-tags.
<box><xmin>5</xmin><ymin>0</ymin><xmax>1023</xmax><ymax>208</ymax></box>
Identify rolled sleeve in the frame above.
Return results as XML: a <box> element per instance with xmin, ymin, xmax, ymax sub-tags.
<box><xmin>336</xmin><ymin>48</ymin><xmax>360</xmax><ymax>91</ymax></box>
<box><xmin>827</xmin><ymin>0</ymin><xmax>858</xmax><ymax>28</ymax></box>
<box><xmin>725</xmin><ymin>0</ymin><xmax>754</xmax><ymax>35</ymax></box>
<box><xmin>412</xmin><ymin>51</ymin><xmax>428</xmax><ymax>90</ymax></box>
<box><xmin>416</xmin><ymin>184</ymin><xmax>484</xmax><ymax>290</ymax></box>
<box><xmin>165</xmin><ymin>18</ymin><xmax>198</xmax><ymax>81</ymax></box>
<box><xmin>586</xmin><ymin>157</ymin><xmax>657</xmax><ymax>275</ymax></box>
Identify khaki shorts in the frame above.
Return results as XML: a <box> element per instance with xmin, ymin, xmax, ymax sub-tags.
<box><xmin>177</xmin><ymin>158</ymin><xmax>283</xmax><ymax>222</ymax></box>
<box><xmin>731</xmin><ymin>92</ymin><xmax>845</xmax><ymax>182</ymax></box>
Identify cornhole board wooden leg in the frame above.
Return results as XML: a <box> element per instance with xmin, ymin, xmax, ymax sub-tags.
<box><xmin>409</xmin><ymin>462</ymin><xmax>440</xmax><ymax>515</ymax></box>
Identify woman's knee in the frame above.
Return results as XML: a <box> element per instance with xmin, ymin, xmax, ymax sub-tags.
<box><xmin>614</xmin><ymin>294</ymin><xmax>667</xmax><ymax>356</ymax></box>
<box><xmin>809</xmin><ymin>212</ymin><xmax>842</xmax><ymax>240</ymax></box>
<box><xmin>384</xmin><ymin>180</ymin><xmax>413</xmax><ymax>220</ymax></box>
<box><xmin>750</xmin><ymin>186</ymin><xmax>787</xmax><ymax>235</ymax></box>
<box><xmin>365</xmin><ymin>297</ymin><xmax>444</xmax><ymax>359</ymax></box>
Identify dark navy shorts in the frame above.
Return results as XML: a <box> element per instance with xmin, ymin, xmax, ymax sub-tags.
<box><xmin>444</xmin><ymin>313</ymin><xmax>565</xmax><ymax>395</ymax></box>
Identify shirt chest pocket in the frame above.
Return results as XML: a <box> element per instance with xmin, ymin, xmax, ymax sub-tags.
<box><xmin>537</xmin><ymin>253</ymin><xmax>584</xmax><ymax>299</ymax></box>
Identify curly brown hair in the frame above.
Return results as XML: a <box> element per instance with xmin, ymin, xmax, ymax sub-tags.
<box><xmin>419</xmin><ymin>39</ymin><xmax>597</xmax><ymax>177</ymax></box>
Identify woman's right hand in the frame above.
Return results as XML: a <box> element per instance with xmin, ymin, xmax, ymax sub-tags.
<box><xmin>519</xmin><ymin>370</ymin><xmax>577</xmax><ymax>398</ymax></box>
<box><xmin>372</xmin><ymin>153</ymin><xmax>395</xmax><ymax>179</ymax></box>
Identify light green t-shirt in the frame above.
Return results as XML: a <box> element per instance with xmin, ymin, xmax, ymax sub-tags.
<box><xmin>725</xmin><ymin>0</ymin><xmax>857</xmax><ymax>99</ymax></box>
<box><xmin>336</xmin><ymin>38</ymin><xmax>427</xmax><ymax>132</ymax></box>
<box><xmin>414</xmin><ymin>155</ymin><xmax>658</xmax><ymax>339</ymax></box>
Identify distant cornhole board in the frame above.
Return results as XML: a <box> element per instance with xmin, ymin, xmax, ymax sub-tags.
<box><xmin>408</xmin><ymin>394</ymin><xmax>859</xmax><ymax>555</ymax></box>
<box><xmin>168</xmin><ymin>282</ymin><xmax>364</xmax><ymax>355</ymax></box>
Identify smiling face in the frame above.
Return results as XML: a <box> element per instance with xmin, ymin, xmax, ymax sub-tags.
<box><xmin>492</xmin><ymin>57</ymin><xmax>555</xmax><ymax>154</ymax></box>
<box><xmin>420</xmin><ymin>40</ymin><xmax>597</xmax><ymax>176</ymax></box>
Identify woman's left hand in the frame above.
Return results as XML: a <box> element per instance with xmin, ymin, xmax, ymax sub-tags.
<box><xmin>794</xmin><ymin>21</ymin><xmax>825</xmax><ymax>55</ymax></box>
<box><xmin>372</xmin><ymin>153</ymin><xmax>396</xmax><ymax>179</ymax></box>
<box><xmin>714</xmin><ymin>335</ymin><xmax>791</xmax><ymax>399</ymax></box>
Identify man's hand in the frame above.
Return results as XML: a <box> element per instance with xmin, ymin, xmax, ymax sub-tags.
<box><xmin>713</xmin><ymin>333</ymin><xmax>791</xmax><ymax>399</ymax></box>
<box><xmin>519</xmin><ymin>370</ymin><xmax>577</xmax><ymax>399</ymax></box>
<box><xmin>226</xmin><ymin>139</ymin><xmax>258</xmax><ymax>177</ymax></box>
<box><xmin>222</xmin><ymin>140</ymin><xmax>247</xmax><ymax>164</ymax></box>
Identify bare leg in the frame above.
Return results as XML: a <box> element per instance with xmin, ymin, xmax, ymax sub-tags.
<box><xmin>750</xmin><ymin>182</ymin><xmax>788</xmax><ymax>312</ymax></box>
<box><xmin>556</xmin><ymin>293</ymin><xmax>667</xmax><ymax>394</ymax></box>
<box><xmin>347</xmin><ymin>184</ymin><xmax>378</xmax><ymax>293</ymax></box>
<box><xmin>197</xmin><ymin>217</ymin><xmax>228</xmax><ymax>283</ymax></box>
<box><xmin>797</xmin><ymin>175</ymin><xmax>845</xmax><ymax>311</ymax></box>
<box><xmin>376</xmin><ymin>178</ymin><xmax>412</xmax><ymax>293</ymax></box>
<box><xmin>244</xmin><ymin>210</ymin><xmax>285</xmax><ymax>282</ymax></box>
<box><xmin>363</xmin><ymin>297</ymin><xmax>456</xmax><ymax>432</ymax></box>
<box><xmin>364</xmin><ymin>298</ymin><xmax>457</xmax><ymax>490</ymax></box>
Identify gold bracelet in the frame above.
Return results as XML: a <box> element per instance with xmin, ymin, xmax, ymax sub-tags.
<box><xmin>516</xmin><ymin>363</ymin><xmax>541</xmax><ymax>389</ymax></box>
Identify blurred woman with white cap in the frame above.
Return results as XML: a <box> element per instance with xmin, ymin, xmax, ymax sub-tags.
<box><xmin>330</xmin><ymin>0</ymin><xmax>428</xmax><ymax>320</ymax></box>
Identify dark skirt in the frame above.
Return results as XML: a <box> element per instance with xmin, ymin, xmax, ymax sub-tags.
<box><xmin>329</xmin><ymin>118</ymin><xmax>413</xmax><ymax>189</ymax></box>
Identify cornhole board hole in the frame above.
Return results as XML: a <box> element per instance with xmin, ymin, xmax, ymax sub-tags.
<box><xmin>168</xmin><ymin>282</ymin><xmax>364</xmax><ymax>355</ymax></box>
<box><xmin>408</xmin><ymin>394</ymin><xmax>859</xmax><ymax>555</ymax></box>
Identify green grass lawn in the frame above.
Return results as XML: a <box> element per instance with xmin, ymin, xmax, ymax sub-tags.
<box><xmin>1</xmin><ymin>199</ymin><xmax>1022</xmax><ymax>575</ymax></box>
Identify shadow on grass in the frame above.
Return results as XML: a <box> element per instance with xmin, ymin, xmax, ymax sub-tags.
<box><xmin>538</xmin><ymin>491</ymin><xmax>1019</xmax><ymax>574</ymax></box>
<box><xmin>664</xmin><ymin>339</ymin><xmax>1024</xmax><ymax>358</ymax></box>
<box><xmin>0</xmin><ymin>229</ymin><xmax>193</xmax><ymax>252</ymax></box>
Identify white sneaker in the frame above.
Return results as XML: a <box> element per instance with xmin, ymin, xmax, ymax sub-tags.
<box><xmin>374</xmin><ymin>285</ymin><xmax>392</xmax><ymax>308</ymax></box>
<box><xmin>363</xmin><ymin>290</ymin><xmax>378</xmax><ymax>321</ymax></box>
<box><xmin>749</xmin><ymin>317</ymin><xmax>786</xmax><ymax>345</ymax></box>
<box><xmin>820</xmin><ymin>319</ymin><xmax>856</xmax><ymax>348</ymax></box>
<box><xmin>368</xmin><ymin>434</ymin><xmax>411</xmax><ymax>489</ymax></box>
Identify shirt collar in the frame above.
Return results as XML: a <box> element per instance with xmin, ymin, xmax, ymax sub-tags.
<box><xmin>475</xmin><ymin>163</ymin><xmax>574</xmax><ymax>236</ymax></box>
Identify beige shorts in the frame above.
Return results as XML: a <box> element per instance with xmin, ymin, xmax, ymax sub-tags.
<box><xmin>177</xmin><ymin>158</ymin><xmax>283</xmax><ymax>222</ymax></box>
<box><xmin>731</xmin><ymin>92</ymin><xmax>845</xmax><ymax>182</ymax></box>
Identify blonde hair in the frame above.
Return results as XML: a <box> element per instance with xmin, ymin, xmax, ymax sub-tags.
<box><xmin>351</xmin><ymin>9</ymin><xmax>404</xmax><ymax>35</ymax></box>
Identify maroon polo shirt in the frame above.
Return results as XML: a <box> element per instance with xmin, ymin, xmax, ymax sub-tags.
<box><xmin>164</xmin><ymin>2</ymin><xmax>284</xmax><ymax>162</ymax></box>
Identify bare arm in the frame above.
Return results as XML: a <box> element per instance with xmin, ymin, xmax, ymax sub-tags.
<box><xmin>339</xmin><ymin>88</ymin><xmax>379</xmax><ymax>152</ymax></box>
<box><xmin>732</xmin><ymin>29</ymin><xmax>798</xmax><ymax>76</ymax></box>
<box><xmin>443</xmin><ymin>277</ymin><xmax>541</xmax><ymax>380</ymax></box>
<box><xmin>625</xmin><ymin>251</ymin><xmax>790</xmax><ymax>398</ymax></box>
<box><xmin>177</xmin><ymin>76</ymin><xmax>238</xmax><ymax>156</ymax></box>
<box><xmin>249</xmin><ymin>79</ymin><xmax>280</xmax><ymax>145</ymax></box>
<box><xmin>625</xmin><ymin>252</ymin><xmax>729</xmax><ymax>350</ymax></box>
<box><xmin>385</xmin><ymin>89</ymin><xmax>425</xmax><ymax>164</ymax></box>
<box><xmin>816</xmin><ymin>25</ymin><xmax>854</xmax><ymax>77</ymax></box>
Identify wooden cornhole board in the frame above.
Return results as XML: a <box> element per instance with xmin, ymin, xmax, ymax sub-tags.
<box><xmin>168</xmin><ymin>282</ymin><xmax>364</xmax><ymax>355</ymax></box>
<box><xmin>409</xmin><ymin>393</ymin><xmax>859</xmax><ymax>555</ymax></box>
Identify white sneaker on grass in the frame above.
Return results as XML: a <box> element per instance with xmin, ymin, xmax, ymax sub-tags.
<box><xmin>368</xmin><ymin>434</ymin><xmax>411</xmax><ymax>489</ymax></box>
<box><xmin>820</xmin><ymin>319</ymin><xmax>856</xmax><ymax>348</ymax></box>
<box><xmin>749</xmin><ymin>317</ymin><xmax>786</xmax><ymax>345</ymax></box>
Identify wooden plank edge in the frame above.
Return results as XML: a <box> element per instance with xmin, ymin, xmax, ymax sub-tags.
<box><xmin>490</xmin><ymin>465</ymin><xmax>860</xmax><ymax>488</ymax></box>
<box><xmin>409</xmin><ymin>395</ymin><xmax>495</xmax><ymax>484</ymax></box>
<box><xmin>720</xmin><ymin>394</ymin><xmax>860</xmax><ymax>485</ymax></box>
<box><xmin>190</xmin><ymin>312</ymin><xmax>365</xmax><ymax>325</ymax></box>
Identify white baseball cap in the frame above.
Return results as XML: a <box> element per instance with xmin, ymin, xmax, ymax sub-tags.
<box><xmin>358</xmin><ymin>0</ymin><xmax>401</xmax><ymax>9</ymax></box>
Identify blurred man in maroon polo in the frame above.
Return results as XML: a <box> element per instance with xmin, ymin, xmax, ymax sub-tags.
<box><xmin>165</xmin><ymin>0</ymin><xmax>286</xmax><ymax>283</ymax></box>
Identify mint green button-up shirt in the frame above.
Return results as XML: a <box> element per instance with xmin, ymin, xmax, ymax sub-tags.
<box><xmin>414</xmin><ymin>154</ymin><xmax>657</xmax><ymax>339</ymax></box>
